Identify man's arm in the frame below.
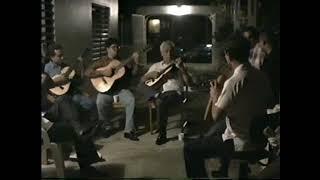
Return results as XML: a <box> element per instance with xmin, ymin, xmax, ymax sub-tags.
<box><xmin>44</xmin><ymin>63</ymin><xmax>70</xmax><ymax>86</ymax></box>
<box><xmin>125</xmin><ymin>52</ymin><xmax>140</xmax><ymax>76</ymax></box>
<box><xmin>178</xmin><ymin>64</ymin><xmax>192</xmax><ymax>87</ymax></box>
<box><xmin>210</xmin><ymin>80</ymin><xmax>227</xmax><ymax>122</ymax></box>
<box><xmin>41</xmin><ymin>73</ymin><xmax>55</xmax><ymax>89</ymax></box>
<box><xmin>141</xmin><ymin>64</ymin><xmax>160</xmax><ymax>82</ymax></box>
<box><xmin>85</xmin><ymin>59</ymin><xmax>112</xmax><ymax>78</ymax></box>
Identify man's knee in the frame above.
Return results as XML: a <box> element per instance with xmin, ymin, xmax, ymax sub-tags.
<box><xmin>126</xmin><ymin>93</ymin><xmax>135</xmax><ymax>105</ymax></box>
<box><xmin>120</xmin><ymin>90</ymin><xmax>135</xmax><ymax>104</ymax></box>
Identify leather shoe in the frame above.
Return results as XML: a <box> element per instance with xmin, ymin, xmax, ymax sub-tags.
<box><xmin>124</xmin><ymin>131</ymin><xmax>139</xmax><ymax>141</ymax></box>
<box><xmin>155</xmin><ymin>135</ymin><xmax>167</xmax><ymax>145</ymax></box>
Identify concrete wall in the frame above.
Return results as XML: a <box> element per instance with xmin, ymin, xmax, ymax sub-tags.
<box><xmin>54</xmin><ymin>0</ymin><xmax>118</xmax><ymax>64</ymax></box>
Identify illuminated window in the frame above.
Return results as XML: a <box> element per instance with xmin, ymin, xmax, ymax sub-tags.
<box><xmin>41</xmin><ymin>0</ymin><xmax>55</xmax><ymax>63</ymax></box>
<box><xmin>148</xmin><ymin>19</ymin><xmax>160</xmax><ymax>34</ymax></box>
<box><xmin>147</xmin><ymin>15</ymin><xmax>212</xmax><ymax>63</ymax></box>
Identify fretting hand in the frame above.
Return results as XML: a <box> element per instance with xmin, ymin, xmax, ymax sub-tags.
<box><xmin>131</xmin><ymin>52</ymin><xmax>139</xmax><ymax>65</ymax></box>
<box><xmin>174</xmin><ymin>58</ymin><xmax>185</xmax><ymax>70</ymax></box>
<box><xmin>210</xmin><ymin>80</ymin><xmax>222</xmax><ymax>101</ymax></box>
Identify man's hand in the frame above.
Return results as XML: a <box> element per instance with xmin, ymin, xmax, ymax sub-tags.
<box><xmin>210</xmin><ymin>80</ymin><xmax>222</xmax><ymax>101</ymax></box>
<box><xmin>146</xmin><ymin>71</ymin><xmax>160</xmax><ymax>80</ymax></box>
<box><xmin>175</xmin><ymin>58</ymin><xmax>184</xmax><ymax>70</ymax></box>
<box><xmin>61</xmin><ymin>73</ymin><xmax>71</xmax><ymax>80</ymax></box>
<box><xmin>101</xmin><ymin>68</ymin><xmax>113</xmax><ymax>77</ymax></box>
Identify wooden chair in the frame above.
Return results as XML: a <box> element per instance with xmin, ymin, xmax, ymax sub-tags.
<box><xmin>147</xmin><ymin>86</ymin><xmax>189</xmax><ymax>134</ymax></box>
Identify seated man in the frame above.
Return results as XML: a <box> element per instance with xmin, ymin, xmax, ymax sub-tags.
<box><xmin>141</xmin><ymin>40</ymin><xmax>192</xmax><ymax>145</ymax></box>
<box><xmin>242</xmin><ymin>26</ymin><xmax>259</xmax><ymax>62</ymax></box>
<box><xmin>44</xmin><ymin>43</ymin><xmax>98</xmax><ymax>129</ymax></box>
<box><xmin>85</xmin><ymin>38</ymin><xmax>140</xmax><ymax>141</ymax></box>
<box><xmin>183</xmin><ymin>36</ymin><xmax>272</xmax><ymax>178</ymax></box>
<box><xmin>258</xmin><ymin>30</ymin><xmax>280</xmax><ymax>107</ymax></box>
<box><xmin>42</xmin><ymin>70</ymin><xmax>105</xmax><ymax>177</ymax></box>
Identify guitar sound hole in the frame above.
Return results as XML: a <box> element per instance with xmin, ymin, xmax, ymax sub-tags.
<box><xmin>59</xmin><ymin>86</ymin><xmax>64</xmax><ymax>90</ymax></box>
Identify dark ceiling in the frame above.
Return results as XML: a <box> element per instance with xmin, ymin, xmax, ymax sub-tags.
<box><xmin>119</xmin><ymin>0</ymin><xmax>215</xmax><ymax>14</ymax></box>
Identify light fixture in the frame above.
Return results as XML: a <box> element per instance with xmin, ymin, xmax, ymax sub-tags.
<box><xmin>166</xmin><ymin>5</ymin><xmax>192</xmax><ymax>16</ymax></box>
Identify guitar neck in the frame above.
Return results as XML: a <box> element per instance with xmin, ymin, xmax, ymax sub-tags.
<box><xmin>117</xmin><ymin>57</ymin><xmax>134</xmax><ymax>69</ymax></box>
<box><xmin>65</xmin><ymin>48</ymin><xmax>89</xmax><ymax>75</ymax></box>
<box><xmin>116</xmin><ymin>47</ymin><xmax>149</xmax><ymax>69</ymax></box>
<box><xmin>159</xmin><ymin>57</ymin><xmax>182</xmax><ymax>74</ymax></box>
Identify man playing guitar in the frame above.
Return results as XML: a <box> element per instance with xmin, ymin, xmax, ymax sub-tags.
<box><xmin>85</xmin><ymin>38</ymin><xmax>140</xmax><ymax>141</ymax></box>
<box><xmin>44</xmin><ymin>44</ymin><xmax>97</xmax><ymax>129</ymax></box>
<box><xmin>141</xmin><ymin>40</ymin><xmax>192</xmax><ymax>145</ymax></box>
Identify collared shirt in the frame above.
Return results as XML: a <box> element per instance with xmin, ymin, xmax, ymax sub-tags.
<box><xmin>145</xmin><ymin>60</ymin><xmax>182</xmax><ymax>93</ymax></box>
<box><xmin>215</xmin><ymin>64</ymin><xmax>272</xmax><ymax>151</ymax></box>
<box><xmin>44</xmin><ymin>61</ymin><xmax>68</xmax><ymax>77</ymax></box>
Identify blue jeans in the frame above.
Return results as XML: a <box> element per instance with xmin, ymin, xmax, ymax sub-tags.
<box><xmin>96</xmin><ymin>89</ymin><xmax>135</xmax><ymax>133</ymax></box>
<box><xmin>72</xmin><ymin>94</ymin><xmax>96</xmax><ymax>111</ymax></box>
<box><xmin>72</xmin><ymin>94</ymin><xmax>98</xmax><ymax>122</ymax></box>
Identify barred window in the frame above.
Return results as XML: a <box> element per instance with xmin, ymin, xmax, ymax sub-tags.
<box><xmin>41</xmin><ymin>0</ymin><xmax>55</xmax><ymax>62</ymax></box>
<box><xmin>92</xmin><ymin>4</ymin><xmax>110</xmax><ymax>61</ymax></box>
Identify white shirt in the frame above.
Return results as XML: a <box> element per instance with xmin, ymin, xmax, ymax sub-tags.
<box><xmin>215</xmin><ymin>64</ymin><xmax>272</xmax><ymax>151</ymax></box>
<box><xmin>145</xmin><ymin>61</ymin><xmax>182</xmax><ymax>93</ymax></box>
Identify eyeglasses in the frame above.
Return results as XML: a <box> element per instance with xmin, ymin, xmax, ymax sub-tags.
<box><xmin>109</xmin><ymin>45</ymin><xmax>120</xmax><ymax>49</ymax></box>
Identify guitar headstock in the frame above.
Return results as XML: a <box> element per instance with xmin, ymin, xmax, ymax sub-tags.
<box><xmin>78</xmin><ymin>48</ymin><xmax>91</xmax><ymax>62</ymax></box>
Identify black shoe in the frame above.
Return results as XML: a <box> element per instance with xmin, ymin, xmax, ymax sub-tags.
<box><xmin>155</xmin><ymin>135</ymin><xmax>168</xmax><ymax>145</ymax></box>
<box><xmin>80</xmin><ymin>166</ymin><xmax>108</xmax><ymax>178</ymax></box>
<box><xmin>124</xmin><ymin>131</ymin><xmax>139</xmax><ymax>141</ymax></box>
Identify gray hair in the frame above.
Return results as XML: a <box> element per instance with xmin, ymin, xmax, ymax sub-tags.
<box><xmin>160</xmin><ymin>40</ymin><xmax>175</xmax><ymax>51</ymax></box>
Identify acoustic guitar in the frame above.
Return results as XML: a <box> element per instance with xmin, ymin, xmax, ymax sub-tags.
<box><xmin>49</xmin><ymin>48</ymin><xmax>90</xmax><ymax>96</ymax></box>
<box><xmin>144</xmin><ymin>56</ymin><xmax>186</xmax><ymax>89</ymax></box>
<box><xmin>137</xmin><ymin>56</ymin><xmax>186</xmax><ymax>101</ymax></box>
<box><xmin>91</xmin><ymin>45</ymin><xmax>152</xmax><ymax>93</ymax></box>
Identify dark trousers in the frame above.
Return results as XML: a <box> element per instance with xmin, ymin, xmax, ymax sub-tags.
<box><xmin>44</xmin><ymin>95</ymin><xmax>99</xmax><ymax>168</ymax></box>
<box><xmin>155</xmin><ymin>91</ymin><xmax>184</xmax><ymax>136</ymax></box>
<box><xmin>45</xmin><ymin>95</ymin><xmax>82</xmax><ymax>135</ymax></box>
<box><xmin>204</xmin><ymin>119</ymin><xmax>226</xmax><ymax>137</ymax></box>
<box><xmin>47</xmin><ymin>122</ymin><xmax>100</xmax><ymax>168</ymax></box>
<box><xmin>184</xmin><ymin>134</ymin><xmax>234</xmax><ymax>178</ymax></box>
<box><xmin>256</xmin><ymin>157</ymin><xmax>280</xmax><ymax>179</ymax></box>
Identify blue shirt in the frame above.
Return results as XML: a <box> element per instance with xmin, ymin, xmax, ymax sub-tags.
<box><xmin>44</xmin><ymin>61</ymin><xmax>67</xmax><ymax>78</ymax></box>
